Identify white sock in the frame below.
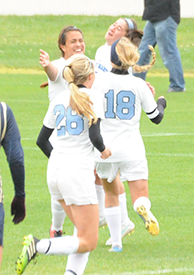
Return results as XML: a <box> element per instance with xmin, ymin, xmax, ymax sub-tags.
<box><xmin>37</xmin><ymin>236</ymin><xmax>79</xmax><ymax>255</ymax></box>
<box><xmin>51</xmin><ymin>198</ymin><xmax>66</xmax><ymax>231</ymax></box>
<box><xmin>105</xmin><ymin>206</ymin><xmax>122</xmax><ymax>247</ymax></box>
<box><xmin>119</xmin><ymin>193</ymin><xmax>130</xmax><ymax>226</ymax></box>
<box><xmin>65</xmin><ymin>252</ymin><xmax>90</xmax><ymax>275</ymax></box>
<box><xmin>73</xmin><ymin>226</ymin><xmax>77</xmax><ymax>236</ymax></box>
<box><xmin>133</xmin><ymin>197</ymin><xmax>158</xmax><ymax>224</ymax></box>
<box><xmin>133</xmin><ymin>196</ymin><xmax>151</xmax><ymax>212</ymax></box>
<box><xmin>95</xmin><ymin>184</ymin><xmax>105</xmax><ymax>219</ymax></box>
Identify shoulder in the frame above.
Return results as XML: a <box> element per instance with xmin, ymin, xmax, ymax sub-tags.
<box><xmin>95</xmin><ymin>44</ymin><xmax>109</xmax><ymax>57</ymax></box>
<box><xmin>1</xmin><ymin>102</ymin><xmax>14</xmax><ymax>121</ymax></box>
<box><xmin>52</xmin><ymin>57</ymin><xmax>66</xmax><ymax>67</ymax></box>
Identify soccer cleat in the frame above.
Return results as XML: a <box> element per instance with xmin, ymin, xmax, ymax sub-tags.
<box><xmin>108</xmin><ymin>245</ymin><xmax>122</xmax><ymax>252</ymax></box>
<box><xmin>99</xmin><ymin>216</ymin><xmax>107</xmax><ymax>228</ymax></box>
<box><xmin>105</xmin><ymin>220</ymin><xmax>135</xmax><ymax>246</ymax></box>
<box><xmin>15</xmin><ymin>234</ymin><xmax>39</xmax><ymax>275</ymax></box>
<box><xmin>137</xmin><ymin>205</ymin><xmax>159</xmax><ymax>236</ymax></box>
<box><xmin>50</xmin><ymin>224</ymin><xmax>63</xmax><ymax>238</ymax></box>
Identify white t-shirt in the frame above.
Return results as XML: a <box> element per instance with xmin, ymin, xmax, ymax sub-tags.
<box><xmin>93</xmin><ymin>72</ymin><xmax>158</xmax><ymax>162</ymax></box>
<box><xmin>95</xmin><ymin>44</ymin><xmax>112</xmax><ymax>73</ymax></box>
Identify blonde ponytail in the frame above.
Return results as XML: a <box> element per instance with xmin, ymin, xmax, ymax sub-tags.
<box><xmin>63</xmin><ymin>55</ymin><xmax>97</xmax><ymax>126</ymax></box>
<box><xmin>133</xmin><ymin>45</ymin><xmax>156</xmax><ymax>73</ymax></box>
<box><xmin>113</xmin><ymin>37</ymin><xmax>156</xmax><ymax>73</ymax></box>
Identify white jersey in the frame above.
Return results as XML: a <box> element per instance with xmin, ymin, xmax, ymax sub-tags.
<box><xmin>95</xmin><ymin>43</ymin><xmax>133</xmax><ymax>74</ymax></box>
<box><xmin>95</xmin><ymin>44</ymin><xmax>112</xmax><ymax>73</ymax></box>
<box><xmin>48</xmin><ymin>57</ymin><xmax>69</xmax><ymax>101</ymax></box>
<box><xmin>93</xmin><ymin>72</ymin><xmax>158</xmax><ymax>163</ymax></box>
<box><xmin>44</xmin><ymin>87</ymin><xmax>103</xmax><ymax>169</ymax></box>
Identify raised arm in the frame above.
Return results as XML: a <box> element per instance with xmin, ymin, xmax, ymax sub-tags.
<box><xmin>39</xmin><ymin>49</ymin><xmax>58</xmax><ymax>81</ymax></box>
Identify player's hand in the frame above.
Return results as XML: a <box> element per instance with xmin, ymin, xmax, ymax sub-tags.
<box><xmin>11</xmin><ymin>196</ymin><xmax>26</xmax><ymax>224</ymax></box>
<box><xmin>100</xmin><ymin>147</ymin><xmax>112</xmax><ymax>159</ymax></box>
<box><xmin>146</xmin><ymin>82</ymin><xmax>155</xmax><ymax>97</ymax></box>
<box><xmin>39</xmin><ymin>49</ymin><xmax>50</xmax><ymax>67</ymax></box>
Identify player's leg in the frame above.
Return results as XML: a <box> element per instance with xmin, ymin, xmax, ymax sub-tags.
<box><xmin>105</xmin><ymin>178</ymin><xmax>135</xmax><ymax>246</ymax></box>
<box><xmin>101</xmin><ymin>174</ymin><xmax>122</xmax><ymax>252</ymax></box>
<box><xmin>36</xmin><ymin>203</ymin><xmax>98</xmax><ymax>255</ymax></box>
<box><xmin>65</xmin><ymin>252</ymin><xmax>90</xmax><ymax>275</ymax></box>
<box><xmin>95</xmin><ymin>171</ymin><xmax>106</xmax><ymax>227</ymax></box>
<box><xmin>0</xmin><ymin>202</ymin><xmax>5</xmax><ymax>268</ymax></box>
<box><xmin>15</xmin><ymin>202</ymin><xmax>98</xmax><ymax>275</ymax></box>
<box><xmin>50</xmin><ymin>197</ymin><xmax>66</xmax><ymax>237</ymax></box>
<box><xmin>128</xmin><ymin>179</ymin><xmax>159</xmax><ymax>236</ymax></box>
<box><xmin>118</xmin><ymin>180</ymin><xmax>135</xmax><ymax>236</ymax></box>
<box><xmin>119</xmin><ymin>159</ymin><xmax>159</xmax><ymax>236</ymax></box>
<box><xmin>48</xmin><ymin>133</ymin><xmax>66</xmax><ymax>238</ymax></box>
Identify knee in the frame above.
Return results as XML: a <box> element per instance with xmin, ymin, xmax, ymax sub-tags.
<box><xmin>83</xmin><ymin>236</ymin><xmax>98</xmax><ymax>252</ymax></box>
<box><xmin>88</xmin><ymin>240</ymin><xmax>98</xmax><ymax>252</ymax></box>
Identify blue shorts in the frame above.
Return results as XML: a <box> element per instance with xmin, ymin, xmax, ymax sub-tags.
<box><xmin>0</xmin><ymin>203</ymin><xmax>5</xmax><ymax>246</ymax></box>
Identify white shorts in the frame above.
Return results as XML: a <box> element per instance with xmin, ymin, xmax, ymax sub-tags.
<box><xmin>96</xmin><ymin>159</ymin><xmax>148</xmax><ymax>183</ymax></box>
<box><xmin>47</xmin><ymin>156</ymin><xmax>98</xmax><ymax>206</ymax></box>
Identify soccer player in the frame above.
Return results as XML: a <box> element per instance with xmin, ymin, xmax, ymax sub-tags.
<box><xmin>95</xmin><ymin>17</ymin><xmax>143</xmax><ymax>74</ymax></box>
<box><xmin>94</xmin><ymin>17</ymin><xmax>144</xmax><ymax>245</ymax></box>
<box><xmin>0</xmin><ymin>102</ymin><xmax>26</xmax><ymax>267</ymax></box>
<box><xmin>16</xmin><ymin>55</ymin><xmax>111</xmax><ymax>275</ymax></box>
<box><xmin>94</xmin><ymin>37</ymin><xmax>166</xmax><ymax>252</ymax></box>
<box><xmin>38</xmin><ymin>25</ymin><xmax>85</xmax><ymax>238</ymax></box>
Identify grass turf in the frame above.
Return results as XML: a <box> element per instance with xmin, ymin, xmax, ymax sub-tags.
<box><xmin>0</xmin><ymin>15</ymin><xmax>194</xmax><ymax>275</ymax></box>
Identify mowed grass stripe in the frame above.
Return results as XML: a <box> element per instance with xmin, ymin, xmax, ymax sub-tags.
<box><xmin>0</xmin><ymin>67</ymin><xmax>194</xmax><ymax>78</ymax></box>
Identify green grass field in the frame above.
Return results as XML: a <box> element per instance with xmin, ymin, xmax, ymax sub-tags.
<box><xmin>0</xmin><ymin>15</ymin><xmax>194</xmax><ymax>275</ymax></box>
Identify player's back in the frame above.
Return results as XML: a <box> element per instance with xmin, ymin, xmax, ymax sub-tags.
<box><xmin>94</xmin><ymin>71</ymin><xmax>156</xmax><ymax>162</ymax></box>
<box><xmin>44</xmin><ymin>87</ymin><xmax>95</xmax><ymax>167</ymax></box>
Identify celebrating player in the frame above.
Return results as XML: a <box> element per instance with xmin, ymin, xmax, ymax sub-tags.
<box><xmin>94</xmin><ymin>37</ymin><xmax>166</xmax><ymax>252</ymax></box>
<box><xmin>15</xmin><ymin>54</ymin><xmax>111</xmax><ymax>275</ymax></box>
<box><xmin>38</xmin><ymin>25</ymin><xmax>86</xmax><ymax>238</ymax></box>
<box><xmin>95</xmin><ymin>17</ymin><xmax>144</xmax><ymax>246</ymax></box>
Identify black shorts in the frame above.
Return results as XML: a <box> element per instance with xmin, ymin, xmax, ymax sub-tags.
<box><xmin>0</xmin><ymin>203</ymin><xmax>5</xmax><ymax>246</ymax></box>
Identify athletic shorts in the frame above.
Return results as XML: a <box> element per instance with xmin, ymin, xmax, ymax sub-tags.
<box><xmin>0</xmin><ymin>203</ymin><xmax>5</xmax><ymax>246</ymax></box>
<box><xmin>96</xmin><ymin>159</ymin><xmax>148</xmax><ymax>183</ymax></box>
<box><xmin>47</xmin><ymin>157</ymin><xmax>98</xmax><ymax>206</ymax></box>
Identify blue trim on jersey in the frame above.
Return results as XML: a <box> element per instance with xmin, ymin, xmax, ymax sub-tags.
<box><xmin>96</xmin><ymin>63</ymin><xmax>109</xmax><ymax>72</ymax></box>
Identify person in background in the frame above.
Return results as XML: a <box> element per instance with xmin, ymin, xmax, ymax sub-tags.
<box><xmin>0</xmin><ymin>101</ymin><xmax>26</xmax><ymax>267</ymax></box>
<box><xmin>134</xmin><ymin>0</ymin><xmax>185</xmax><ymax>93</ymax></box>
<box><xmin>16</xmin><ymin>54</ymin><xmax>111</xmax><ymax>275</ymax></box>
<box><xmin>94</xmin><ymin>37</ymin><xmax>166</xmax><ymax>252</ymax></box>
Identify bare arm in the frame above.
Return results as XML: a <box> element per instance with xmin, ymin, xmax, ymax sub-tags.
<box><xmin>39</xmin><ymin>49</ymin><xmax>58</xmax><ymax>81</ymax></box>
<box><xmin>146</xmin><ymin>82</ymin><xmax>155</xmax><ymax>97</ymax></box>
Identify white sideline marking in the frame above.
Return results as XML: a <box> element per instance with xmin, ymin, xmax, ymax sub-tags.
<box><xmin>142</xmin><ymin>133</ymin><xmax>194</xmax><ymax>137</ymax></box>
<box><xmin>146</xmin><ymin>152</ymin><xmax>194</xmax><ymax>157</ymax></box>
<box><xmin>21</xmin><ymin>132</ymin><xmax>194</xmax><ymax>141</ymax></box>
<box><xmin>89</xmin><ymin>267</ymin><xmax>194</xmax><ymax>275</ymax></box>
